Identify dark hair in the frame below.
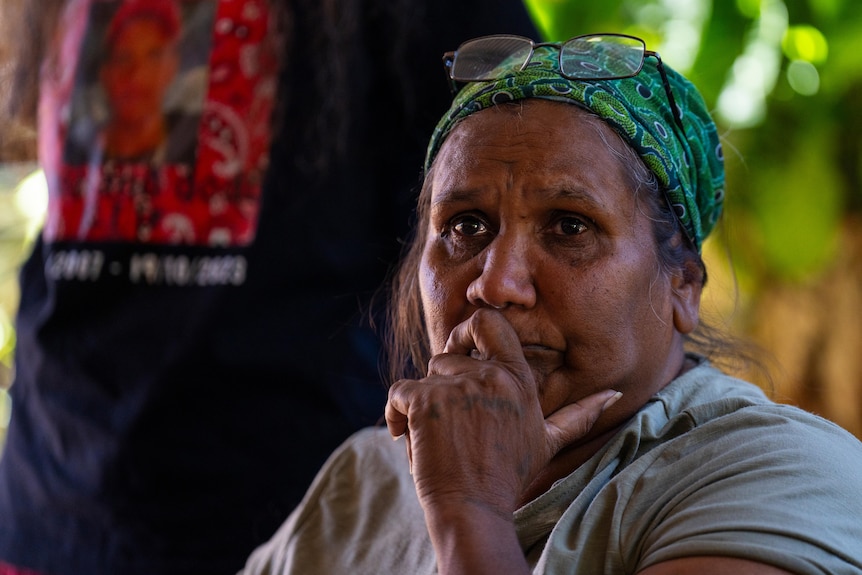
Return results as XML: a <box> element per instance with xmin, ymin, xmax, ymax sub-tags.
<box><xmin>385</xmin><ymin>101</ymin><xmax>769</xmax><ymax>385</ymax></box>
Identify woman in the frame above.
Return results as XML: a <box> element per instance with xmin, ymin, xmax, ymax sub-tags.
<box><xmin>241</xmin><ymin>35</ymin><xmax>862</xmax><ymax>574</ymax></box>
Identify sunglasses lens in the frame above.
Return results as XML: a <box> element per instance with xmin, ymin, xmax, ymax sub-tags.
<box><xmin>451</xmin><ymin>36</ymin><xmax>533</xmax><ymax>81</ymax></box>
<box><xmin>560</xmin><ymin>34</ymin><xmax>646</xmax><ymax>79</ymax></box>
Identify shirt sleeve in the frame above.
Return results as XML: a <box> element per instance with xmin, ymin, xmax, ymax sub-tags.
<box><xmin>615</xmin><ymin>405</ymin><xmax>862</xmax><ymax>574</ymax></box>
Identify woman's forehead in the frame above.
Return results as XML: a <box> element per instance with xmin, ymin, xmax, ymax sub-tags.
<box><xmin>437</xmin><ymin>100</ymin><xmax>624</xmax><ymax>158</ymax></box>
<box><xmin>431</xmin><ymin>101</ymin><xmax>633</xmax><ymax>201</ymax></box>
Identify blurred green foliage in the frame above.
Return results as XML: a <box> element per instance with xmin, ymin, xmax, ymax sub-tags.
<box><xmin>0</xmin><ymin>163</ymin><xmax>42</xmax><ymax>447</ymax></box>
<box><xmin>523</xmin><ymin>0</ymin><xmax>861</xmax><ymax>287</ymax></box>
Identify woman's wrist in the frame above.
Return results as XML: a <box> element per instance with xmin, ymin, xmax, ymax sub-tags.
<box><xmin>424</xmin><ymin>499</ymin><xmax>530</xmax><ymax>575</ymax></box>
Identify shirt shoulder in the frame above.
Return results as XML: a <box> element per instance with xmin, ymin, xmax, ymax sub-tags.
<box><xmin>240</xmin><ymin>427</ymin><xmax>435</xmax><ymax>575</ymax></box>
<box><xmin>617</xmin><ymin>402</ymin><xmax>862</xmax><ymax>574</ymax></box>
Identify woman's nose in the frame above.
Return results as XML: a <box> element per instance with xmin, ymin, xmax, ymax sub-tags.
<box><xmin>466</xmin><ymin>233</ymin><xmax>537</xmax><ymax>309</ymax></box>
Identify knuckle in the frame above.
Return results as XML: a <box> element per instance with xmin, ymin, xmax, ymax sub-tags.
<box><xmin>426</xmin><ymin>353</ymin><xmax>447</xmax><ymax>374</ymax></box>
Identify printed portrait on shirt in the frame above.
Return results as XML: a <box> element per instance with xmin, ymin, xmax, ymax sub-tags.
<box><xmin>43</xmin><ymin>0</ymin><xmax>279</xmax><ymax>247</ymax></box>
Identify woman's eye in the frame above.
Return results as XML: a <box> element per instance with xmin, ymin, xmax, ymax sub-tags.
<box><xmin>452</xmin><ymin>216</ymin><xmax>488</xmax><ymax>237</ymax></box>
<box><xmin>558</xmin><ymin>216</ymin><xmax>588</xmax><ymax>235</ymax></box>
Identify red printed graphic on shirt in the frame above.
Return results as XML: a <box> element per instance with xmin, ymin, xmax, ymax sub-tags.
<box><xmin>40</xmin><ymin>0</ymin><xmax>279</xmax><ymax>246</ymax></box>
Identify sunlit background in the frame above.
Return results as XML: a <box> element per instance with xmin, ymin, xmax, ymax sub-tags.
<box><xmin>1</xmin><ymin>0</ymin><xmax>861</xmax><ymax>448</ymax></box>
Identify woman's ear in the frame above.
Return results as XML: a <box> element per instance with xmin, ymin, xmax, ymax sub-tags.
<box><xmin>671</xmin><ymin>257</ymin><xmax>703</xmax><ymax>335</ymax></box>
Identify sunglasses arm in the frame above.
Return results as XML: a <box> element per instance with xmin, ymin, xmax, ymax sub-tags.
<box><xmin>442</xmin><ymin>52</ymin><xmax>459</xmax><ymax>95</ymax></box>
<box><xmin>646</xmin><ymin>51</ymin><xmax>685</xmax><ymax>132</ymax></box>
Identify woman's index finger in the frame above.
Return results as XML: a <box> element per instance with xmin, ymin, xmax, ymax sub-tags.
<box><xmin>443</xmin><ymin>309</ymin><xmax>530</xmax><ymax>371</ymax></box>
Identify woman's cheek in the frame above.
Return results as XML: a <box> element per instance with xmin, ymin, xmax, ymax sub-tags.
<box><xmin>420</xmin><ymin>249</ymin><xmax>472</xmax><ymax>353</ymax></box>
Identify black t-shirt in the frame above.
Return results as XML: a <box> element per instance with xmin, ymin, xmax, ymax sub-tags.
<box><xmin>0</xmin><ymin>1</ymin><xmax>538</xmax><ymax>574</ymax></box>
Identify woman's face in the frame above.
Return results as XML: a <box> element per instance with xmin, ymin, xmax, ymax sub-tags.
<box><xmin>100</xmin><ymin>18</ymin><xmax>179</xmax><ymax>125</ymax></box>
<box><xmin>419</xmin><ymin>100</ymin><xmax>700</xmax><ymax>420</ymax></box>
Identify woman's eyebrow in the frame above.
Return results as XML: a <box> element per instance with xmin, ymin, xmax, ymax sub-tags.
<box><xmin>541</xmin><ymin>186</ymin><xmax>611</xmax><ymax>213</ymax></box>
<box><xmin>430</xmin><ymin>184</ymin><xmax>611</xmax><ymax>214</ymax></box>
<box><xmin>430</xmin><ymin>187</ymin><xmax>482</xmax><ymax>208</ymax></box>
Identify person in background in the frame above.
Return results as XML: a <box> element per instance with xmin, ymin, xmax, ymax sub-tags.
<box><xmin>0</xmin><ymin>1</ymin><xmax>539</xmax><ymax>574</ymax></box>
<box><xmin>239</xmin><ymin>34</ymin><xmax>862</xmax><ymax>574</ymax></box>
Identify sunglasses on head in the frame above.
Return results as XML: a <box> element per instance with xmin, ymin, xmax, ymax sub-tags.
<box><xmin>442</xmin><ymin>33</ymin><xmax>684</xmax><ymax>132</ymax></box>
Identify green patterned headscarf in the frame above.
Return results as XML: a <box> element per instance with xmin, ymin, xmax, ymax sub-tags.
<box><xmin>425</xmin><ymin>45</ymin><xmax>724</xmax><ymax>252</ymax></box>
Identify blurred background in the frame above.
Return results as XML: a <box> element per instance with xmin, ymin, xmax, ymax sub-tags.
<box><xmin>1</xmin><ymin>0</ymin><xmax>861</xmax><ymax>448</ymax></box>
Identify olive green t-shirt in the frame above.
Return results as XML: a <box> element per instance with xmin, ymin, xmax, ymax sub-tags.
<box><xmin>241</xmin><ymin>362</ymin><xmax>862</xmax><ymax>574</ymax></box>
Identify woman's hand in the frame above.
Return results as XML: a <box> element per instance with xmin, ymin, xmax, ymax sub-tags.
<box><xmin>385</xmin><ymin>309</ymin><xmax>619</xmax><ymax>574</ymax></box>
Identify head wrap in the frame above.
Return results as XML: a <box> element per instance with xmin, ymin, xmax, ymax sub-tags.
<box><xmin>106</xmin><ymin>0</ymin><xmax>183</xmax><ymax>49</ymax></box>
<box><xmin>425</xmin><ymin>45</ymin><xmax>724</xmax><ymax>251</ymax></box>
